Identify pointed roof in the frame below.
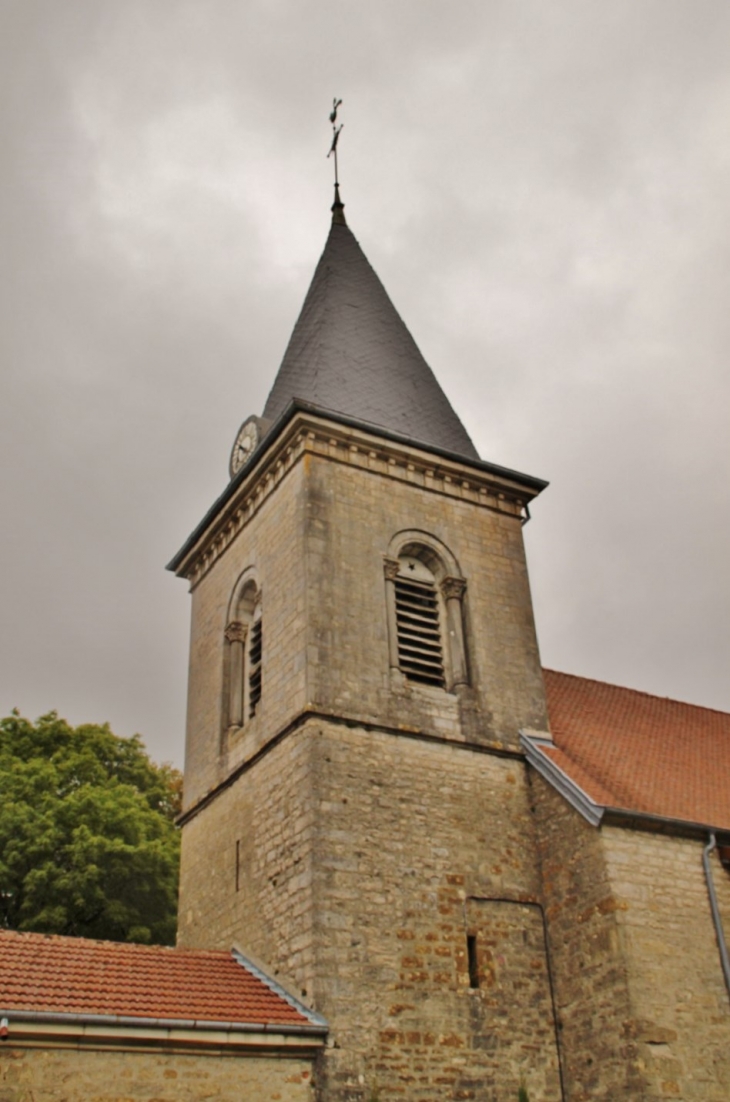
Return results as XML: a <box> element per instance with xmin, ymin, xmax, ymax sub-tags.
<box><xmin>262</xmin><ymin>202</ymin><xmax>479</xmax><ymax>460</ymax></box>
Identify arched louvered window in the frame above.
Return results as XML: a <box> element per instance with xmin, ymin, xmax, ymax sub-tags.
<box><xmin>224</xmin><ymin>574</ymin><xmax>262</xmax><ymax>736</ymax></box>
<box><xmin>384</xmin><ymin>535</ymin><xmax>468</xmax><ymax>692</ymax></box>
<box><xmin>394</xmin><ymin>557</ymin><xmax>445</xmax><ymax>687</ymax></box>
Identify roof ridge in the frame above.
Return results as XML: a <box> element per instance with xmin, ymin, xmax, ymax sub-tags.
<box><xmin>0</xmin><ymin>929</ymin><xmax>231</xmax><ymax>958</ymax></box>
<box><xmin>543</xmin><ymin>668</ymin><xmax>730</xmax><ymax>718</ymax></box>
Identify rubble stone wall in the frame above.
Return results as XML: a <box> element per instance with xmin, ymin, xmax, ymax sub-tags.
<box><xmin>0</xmin><ymin>1046</ymin><xmax>316</xmax><ymax>1102</ymax></box>
<box><xmin>604</xmin><ymin>825</ymin><xmax>730</xmax><ymax>1101</ymax></box>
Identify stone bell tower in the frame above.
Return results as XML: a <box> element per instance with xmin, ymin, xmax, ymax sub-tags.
<box><xmin>170</xmin><ymin>187</ymin><xmax>562</xmax><ymax>1102</ymax></box>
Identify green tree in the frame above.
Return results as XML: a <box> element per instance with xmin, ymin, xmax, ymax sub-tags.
<box><xmin>0</xmin><ymin>711</ymin><xmax>181</xmax><ymax>945</ymax></box>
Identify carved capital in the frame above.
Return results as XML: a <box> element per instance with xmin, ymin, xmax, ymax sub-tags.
<box><xmin>225</xmin><ymin>620</ymin><xmax>247</xmax><ymax>645</ymax></box>
<box><xmin>383</xmin><ymin>557</ymin><xmax>400</xmax><ymax>582</ymax></box>
<box><xmin>441</xmin><ymin>576</ymin><xmax>466</xmax><ymax>602</ymax></box>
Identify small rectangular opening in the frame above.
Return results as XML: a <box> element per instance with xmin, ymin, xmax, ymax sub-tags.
<box><xmin>467</xmin><ymin>933</ymin><xmax>479</xmax><ymax>988</ymax></box>
<box><xmin>235</xmin><ymin>839</ymin><xmax>241</xmax><ymax>892</ymax></box>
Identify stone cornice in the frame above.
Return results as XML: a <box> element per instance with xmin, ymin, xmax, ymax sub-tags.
<box><xmin>0</xmin><ymin>1013</ymin><xmax>326</xmax><ymax>1052</ymax></box>
<box><xmin>171</xmin><ymin>409</ymin><xmax>546</xmax><ymax>589</ymax></box>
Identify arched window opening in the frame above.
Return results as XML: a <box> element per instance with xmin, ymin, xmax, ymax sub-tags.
<box><xmin>394</xmin><ymin>556</ymin><xmax>445</xmax><ymax>688</ymax></box>
<box><xmin>384</xmin><ymin>534</ymin><xmax>469</xmax><ymax>692</ymax></box>
<box><xmin>224</xmin><ymin>575</ymin><xmax>262</xmax><ymax>732</ymax></box>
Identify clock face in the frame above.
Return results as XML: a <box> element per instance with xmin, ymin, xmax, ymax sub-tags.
<box><xmin>229</xmin><ymin>417</ymin><xmax>260</xmax><ymax>478</ymax></box>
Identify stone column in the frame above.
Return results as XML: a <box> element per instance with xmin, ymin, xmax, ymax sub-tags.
<box><xmin>225</xmin><ymin>620</ymin><xmax>247</xmax><ymax>727</ymax></box>
<box><xmin>441</xmin><ymin>576</ymin><xmax>468</xmax><ymax>688</ymax></box>
<box><xmin>383</xmin><ymin>558</ymin><xmax>401</xmax><ymax>671</ymax></box>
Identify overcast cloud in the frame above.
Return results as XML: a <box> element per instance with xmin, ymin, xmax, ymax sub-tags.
<box><xmin>2</xmin><ymin>1</ymin><xmax>729</xmax><ymax>765</ymax></box>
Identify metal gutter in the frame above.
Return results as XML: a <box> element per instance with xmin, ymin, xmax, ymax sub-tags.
<box><xmin>601</xmin><ymin>806</ymin><xmax>730</xmax><ymax>841</ymax></box>
<box><xmin>232</xmin><ymin>949</ymin><xmax>328</xmax><ymax>1029</ymax></box>
<box><xmin>0</xmin><ymin>1007</ymin><xmax>326</xmax><ymax>1036</ymax></box>
<box><xmin>272</xmin><ymin>401</ymin><xmax>549</xmax><ymax>490</ymax></box>
<box><xmin>520</xmin><ymin>730</ymin><xmax>730</xmax><ymax>840</ymax></box>
<box><xmin>519</xmin><ymin>731</ymin><xmax>604</xmax><ymax>827</ymax></box>
<box><xmin>167</xmin><ymin>399</ymin><xmax>548</xmax><ymax>572</ymax></box>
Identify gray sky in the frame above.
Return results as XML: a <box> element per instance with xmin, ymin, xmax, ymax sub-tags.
<box><xmin>2</xmin><ymin>1</ymin><xmax>729</xmax><ymax>767</ymax></box>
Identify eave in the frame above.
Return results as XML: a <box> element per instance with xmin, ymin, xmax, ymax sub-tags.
<box><xmin>520</xmin><ymin>730</ymin><xmax>730</xmax><ymax>842</ymax></box>
<box><xmin>0</xmin><ymin>1009</ymin><xmax>327</xmax><ymax>1053</ymax></box>
<box><xmin>168</xmin><ymin>399</ymin><xmax>548</xmax><ymax>587</ymax></box>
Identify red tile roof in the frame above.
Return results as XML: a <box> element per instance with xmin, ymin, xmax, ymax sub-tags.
<box><xmin>542</xmin><ymin>669</ymin><xmax>730</xmax><ymax>830</ymax></box>
<box><xmin>0</xmin><ymin>929</ymin><xmax>321</xmax><ymax>1029</ymax></box>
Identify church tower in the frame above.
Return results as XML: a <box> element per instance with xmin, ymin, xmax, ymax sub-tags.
<box><xmin>170</xmin><ymin>188</ymin><xmax>562</xmax><ymax>1101</ymax></box>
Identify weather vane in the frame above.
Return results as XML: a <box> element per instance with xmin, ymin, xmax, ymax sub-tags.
<box><xmin>327</xmin><ymin>98</ymin><xmax>343</xmax><ymax>186</ymax></box>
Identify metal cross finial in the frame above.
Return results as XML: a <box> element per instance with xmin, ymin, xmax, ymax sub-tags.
<box><xmin>327</xmin><ymin>97</ymin><xmax>343</xmax><ymax>186</ymax></box>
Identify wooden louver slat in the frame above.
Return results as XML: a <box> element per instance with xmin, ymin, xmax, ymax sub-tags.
<box><xmin>395</xmin><ymin>576</ymin><xmax>445</xmax><ymax>687</ymax></box>
<box><xmin>248</xmin><ymin>618</ymin><xmax>262</xmax><ymax>717</ymax></box>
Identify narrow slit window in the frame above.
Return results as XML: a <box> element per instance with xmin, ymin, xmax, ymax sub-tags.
<box><xmin>248</xmin><ymin>614</ymin><xmax>262</xmax><ymax>717</ymax></box>
<box><xmin>235</xmin><ymin>839</ymin><xmax>241</xmax><ymax>892</ymax></box>
<box><xmin>467</xmin><ymin>933</ymin><xmax>479</xmax><ymax>989</ymax></box>
<box><xmin>395</xmin><ymin>564</ymin><xmax>445</xmax><ymax>687</ymax></box>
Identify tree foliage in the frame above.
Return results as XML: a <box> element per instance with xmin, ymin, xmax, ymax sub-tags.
<box><xmin>0</xmin><ymin>711</ymin><xmax>181</xmax><ymax>945</ymax></box>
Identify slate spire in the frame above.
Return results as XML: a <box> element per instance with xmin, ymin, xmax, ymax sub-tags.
<box><xmin>262</xmin><ymin>195</ymin><xmax>479</xmax><ymax>460</ymax></box>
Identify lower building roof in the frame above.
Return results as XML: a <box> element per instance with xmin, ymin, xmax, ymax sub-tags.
<box><xmin>0</xmin><ymin>929</ymin><xmax>326</xmax><ymax>1034</ymax></box>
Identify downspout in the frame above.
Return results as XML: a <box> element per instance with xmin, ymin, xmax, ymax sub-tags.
<box><xmin>702</xmin><ymin>833</ymin><xmax>730</xmax><ymax>1004</ymax></box>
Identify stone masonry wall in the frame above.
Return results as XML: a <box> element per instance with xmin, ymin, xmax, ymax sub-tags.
<box><xmin>0</xmin><ymin>1046</ymin><xmax>316</xmax><ymax>1102</ymax></box>
<box><xmin>531</xmin><ymin>773</ymin><xmax>644</xmax><ymax>1100</ymax></box>
<box><xmin>303</xmin><ymin>451</ymin><xmax>547</xmax><ymax>752</ymax></box>
<box><xmin>177</xmin><ymin>425</ymin><xmax>558</xmax><ymax>1101</ymax></box>
<box><xmin>299</xmin><ymin>721</ymin><xmax>558</xmax><ymax>1102</ymax></box>
<box><xmin>182</xmin><ymin>461</ymin><xmax>308</xmax><ymax>809</ymax></box>
<box><xmin>180</xmin><ymin>435</ymin><xmax>548</xmax><ymax>819</ymax></box>
<box><xmin>177</xmin><ymin>725</ymin><xmax>318</xmax><ymax>1003</ymax></box>
<box><xmin>532</xmin><ymin>771</ymin><xmax>730</xmax><ymax>1101</ymax></box>
<box><xmin>179</xmin><ymin>720</ymin><xmax>562</xmax><ymax>1102</ymax></box>
<box><xmin>602</xmin><ymin>826</ymin><xmax>730</xmax><ymax>1100</ymax></box>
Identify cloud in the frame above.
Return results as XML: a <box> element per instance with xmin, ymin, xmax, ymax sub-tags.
<box><xmin>1</xmin><ymin>0</ymin><xmax>728</xmax><ymax>764</ymax></box>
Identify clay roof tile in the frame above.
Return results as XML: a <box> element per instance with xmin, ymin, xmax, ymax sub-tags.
<box><xmin>543</xmin><ymin>669</ymin><xmax>730</xmax><ymax>829</ymax></box>
<box><xmin>0</xmin><ymin>930</ymin><xmax>321</xmax><ymax>1029</ymax></box>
